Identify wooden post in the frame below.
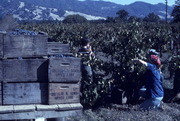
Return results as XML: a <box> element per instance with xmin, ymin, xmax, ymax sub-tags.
<box><xmin>165</xmin><ymin>0</ymin><xmax>168</xmax><ymax>23</ymax></box>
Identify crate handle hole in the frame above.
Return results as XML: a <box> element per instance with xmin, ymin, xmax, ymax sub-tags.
<box><xmin>60</xmin><ymin>63</ymin><xmax>70</xmax><ymax>66</ymax></box>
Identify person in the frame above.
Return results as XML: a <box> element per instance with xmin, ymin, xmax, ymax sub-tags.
<box><xmin>78</xmin><ymin>38</ymin><xmax>95</xmax><ymax>82</ymax></box>
<box><xmin>133</xmin><ymin>49</ymin><xmax>164</xmax><ymax>110</ymax></box>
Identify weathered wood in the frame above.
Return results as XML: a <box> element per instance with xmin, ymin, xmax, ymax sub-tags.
<box><xmin>3</xmin><ymin>34</ymin><xmax>48</xmax><ymax>58</ymax></box>
<box><xmin>69</xmin><ymin>103</ymin><xmax>83</xmax><ymax>110</ymax></box>
<box><xmin>49</xmin><ymin>57</ymin><xmax>81</xmax><ymax>82</ymax></box>
<box><xmin>36</xmin><ymin>104</ymin><xmax>59</xmax><ymax>111</ymax></box>
<box><xmin>0</xmin><ymin>60</ymin><xmax>2</xmax><ymax>81</ymax></box>
<box><xmin>0</xmin><ymin>82</ymin><xmax>2</xmax><ymax>105</ymax></box>
<box><xmin>57</xmin><ymin>104</ymin><xmax>71</xmax><ymax>111</ymax></box>
<box><xmin>14</xmin><ymin>105</ymin><xmax>36</xmax><ymax>113</ymax></box>
<box><xmin>57</xmin><ymin>103</ymin><xmax>83</xmax><ymax>111</ymax></box>
<box><xmin>0</xmin><ymin>34</ymin><xmax>3</xmax><ymax>58</ymax></box>
<box><xmin>36</xmin><ymin>103</ymin><xmax>82</xmax><ymax>111</ymax></box>
<box><xmin>0</xmin><ymin>109</ymin><xmax>82</xmax><ymax>120</ymax></box>
<box><xmin>3</xmin><ymin>83</ymin><xmax>48</xmax><ymax>105</ymax></box>
<box><xmin>2</xmin><ymin>59</ymin><xmax>48</xmax><ymax>82</ymax></box>
<box><xmin>0</xmin><ymin>105</ymin><xmax>13</xmax><ymax>113</ymax></box>
<box><xmin>47</xmin><ymin>42</ymin><xmax>70</xmax><ymax>55</ymax></box>
<box><xmin>48</xmin><ymin>83</ymin><xmax>80</xmax><ymax>104</ymax></box>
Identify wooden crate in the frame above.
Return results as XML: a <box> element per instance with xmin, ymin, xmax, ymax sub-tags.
<box><xmin>2</xmin><ymin>59</ymin><xmax>48</xmax><ymax>82</ymax></box>
<box><xmin>49</xmin><ymin>57</ymin><xmax>81</xmax><ymax>82</ymax></box>
<box><xmin>48</xmin><ymin>83</ymin><xmax>80</xmax><ymax>104</ymax></box>
<box><xmin>3</xmin><ymin>34</ymin><xmax>48</xmax><ymax>58</ymax></box>
<box><xmin>3</xmin><ymin>83</ymin><xmax>48</xmax><ymax>105</ymax></box>
<box><xmin>47</xmin><ymin>42</ymin><xmax>70</xmax><ymax>55</ymax></box>
<box><xmin>0</xmin><ymin>60</ymin><xmax>2</xmax><ymax>81</ymax></box>
<box><xmin>0</xmin><ymin>34</ymin><xmax>3</xmax><ymax>58</ymax></box>
<box><xmin>0</xmin><ymin>82</ymin><xmax>2</xmax><ymax>105</ymax></box>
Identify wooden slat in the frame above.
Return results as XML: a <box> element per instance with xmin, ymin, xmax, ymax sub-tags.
<box><xmin>57</xmin><ymin>104</ymin><xmax>71</xmax><ymax>111</ymax></box>
<box><xmin>58</xmin><ymin>103</ymin><xmax>83</xmax><ymax>111</ymax></box>
<box><xmin>0</xmin><ymin>34</ymin><xmax>3</xmax><ymax>58</ymax></box>
<box><xmin>14</xmin><ymin>105</ymin><xmax>36</xmax><ymax>112</ymax></box>
<box><xmin>69</xmin><ymin>103</ymin><xmax>83</xmax><ymax>110</ymax></box>
<box><xmin>36</xmin><ymin>104</ymin><xmax>59</xmax><ymax>111</ymax></box>
<box><xmin>48</xmin><ymin>83</ymin><xmax>80</xmax><ymax>104</ymax></box>
<box><xmin>0</xmin><ymin>82</ymin><xmax>2</xmax><ymax>105</ymax></box>
<box><xmin>0</xmin><ymin>105</ymin><xmax>13</xmax><ymax>113</ymax></box>
<box><xmin>0</xmin><ymin>104</ymin><xmax>82</xmax><ymax>120</ymax></box>
<box><xmin>49</xmin><ymin>57</ymin><xmax>81</xmax><ymax>82</ymax></box>
<box><xmin>47</xmin><ymin>42</ymin><xmax>70</xmax><ymax>55</ymax></box>
<box><xmin>2</xmin><ymin>59</ymin><xmax>48</xmax><ymax>82</ymax></box>
<box><xmin>0</xmin><ymin>109</ymin><xmax>82</xmax><ymax>120</ymax></box>
<box><xmin>3</xmin><ymin>83</ymin><xmax>48</xmax><ymax>105</ymax></box>
<box><xmin>3</xmin><ymin>34</ymin><xmax>48</xmax><ymax>58</ymax></box>
<box><xmin>0</xmin><ymin>60</ymin><xmax>2</xmax><ymax>81</ymax></box>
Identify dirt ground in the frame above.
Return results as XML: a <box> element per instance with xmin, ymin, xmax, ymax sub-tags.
<box><xmin>67</xmin><ymin>103</ymin><xmax>180</xmax><ymax>121</ymax></box>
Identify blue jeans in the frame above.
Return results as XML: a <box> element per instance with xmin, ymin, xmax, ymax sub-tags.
<box><xmin>139</xmin><ymin>87</ymin><xmax>163</xmax><ymax>110</ymax></box>
<box><xmin>140</xmin><ymin>97</ymin><xmax>163</xmax><ymax>110</ymax></box>
<box><xmin>81</xmin><ymin>64</ymin><xmax>93</xmax><ymax>81</ymax></box>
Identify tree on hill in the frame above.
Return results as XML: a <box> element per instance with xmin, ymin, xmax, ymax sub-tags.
<box><xmin>63</xmin><ymin>14</ymin><xmax>88</xmax><ymax>23</ymax></box>
<box><xmin>115</xmin><ymin>9</ymin><xmax>129</xmax><ymax>22</ymax></box>
<box><xmin>128</xmin><ymin>16</ymin><xmax>142</xmax><ymax>22</ymax></box>
<box><xmin>143</xmin><ymin>12</ymin><xmax>161</xmax><ymax>22</ymax></box>
<box><xmin>171</xmin><ymin>0</ymin><xmax>180</xmax><ymax>23</ymax></box>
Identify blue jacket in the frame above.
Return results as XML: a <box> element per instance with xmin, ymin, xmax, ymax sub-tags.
<box><xmin>145</xmin><ymin>63</ymin><xmax>164</xmax><ymax>98</ymax></box>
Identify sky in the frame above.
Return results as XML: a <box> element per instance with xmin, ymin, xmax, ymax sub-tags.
<box><xmin>104</xmin><ymin>0</ymin><xmax>176</xmax><ymax>6</ymax></box>
<box><xmin>80</xmin><ymin>0</ymin><xmax>176</xmax><ymax>6</ymax></box>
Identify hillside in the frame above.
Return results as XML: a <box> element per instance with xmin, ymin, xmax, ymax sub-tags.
<box><xmin>0</xmin><ymin>0</ymin><xmax>173</xmax><ymax>20</ymax></box>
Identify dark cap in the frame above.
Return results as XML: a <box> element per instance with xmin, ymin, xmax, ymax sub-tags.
<box><xmin>81</xmin><ymin>38</ymin><xmax>91</xmax><ymax>46</ymax></box>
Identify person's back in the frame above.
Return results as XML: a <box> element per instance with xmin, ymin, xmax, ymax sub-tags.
<box><xmin>145</xmin><ymin>63</ymin><xmax>164</xmax><ymax>99</ymax></box>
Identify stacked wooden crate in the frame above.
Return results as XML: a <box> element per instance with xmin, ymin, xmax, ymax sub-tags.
<box><xmin>0</xmin><ymin>32</ymin><xmax>49</xmax><ymax>105</ymax></box>
<box><xmin>48</xmin><ymin>42</ymin><xmax>81</xmax><ymax>104</ymax></box>
<box><xmin>0</xmin><ymin>31</ymin><xmax>81</xmax><ymax>106</ymax></box>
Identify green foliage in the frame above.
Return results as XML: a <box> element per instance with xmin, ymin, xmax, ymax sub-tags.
<box><xmin>143</xmin><ymin>12</ymin><xmax>161</xmax><ymax>22</ymax></box>
<box><xmin>106</xmin><ymin>17</ymin><xmax>115</xmax><ymax>23</ymax></box>
<box><xmin>116</xmin><ymin>9</ymin><xmax>129</xmax><ymax>21</ymax></box>
<box><xmin>20</xmin><ymin>21</ymin><xmax>180</xmax><ymax>108</ymax></box>
<box><xmin>63</xmin><ymin>14</ymin><xmax>88</xmax><ymax>23</ymax></box>
<box><xmin>171</xmin><ymin>5</ymin><xmax>180</xmax><ymax>23</ymax></box>
<box><xmin>128</xmin><ymin>16</ymin><xmax>142</xmax><ymax>22</ymax></box>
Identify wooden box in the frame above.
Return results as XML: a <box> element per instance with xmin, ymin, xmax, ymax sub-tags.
<box><xmin>0</xmin><ymin>82</ymin><xmax>2</xmax><ymax>105</ymax></box>
<box><xmin>48</xmin><ymin>83</ymin><xmax>80</xmax><ymax>104</ymax></box>
<box><xmin>3</xmin><ymin>83</ymin><xmax>48</xmax><ymax>105</ymax></box>
<box><xmin>0</xmin><ymin>34</ymin><xmax>3</xmax><ymax>58</ymax></box>
<box><xmin>0</xmin><ymin>60</ymin><xmax>2</xmax><ymax>81</ymax></box>
<box><xmin>49</xmin><ymin>57</ymin><xmax>81</xmax><ymax>82</ymax></box>
<box><xmin>3</xmin><ymin>34</ymin><xmax>48</xmax><ymax>58</ymax></box>
<box><xmin>2</xmin><ymin>59</ymin><xmax>48</xmax><ymax>82</ymax></box>
<box><xmin>47</xmin><ymin>42</ymin><xmax>70</xmax><ymax>55</ymax></box>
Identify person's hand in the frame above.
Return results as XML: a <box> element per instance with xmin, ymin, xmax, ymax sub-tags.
<box><xmin>132</xmin><ymin>58</ymin><xmax>139</xmax><ymax>63</ymax></box>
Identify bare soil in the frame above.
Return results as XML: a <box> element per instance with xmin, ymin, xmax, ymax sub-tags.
<box><xmin>67</xmin><ymin>103</ymin><xmax>180</xmax><ymax>121</ymax></box>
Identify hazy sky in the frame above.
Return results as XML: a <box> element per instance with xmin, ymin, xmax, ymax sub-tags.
<box><xmin>80</xmin><ymin>0</ymin><xmax>176</xmax><ymax>6</ymax></box>
<box><xmin>104</xmin><ymin>0</ymin><xmax>175</xmax><ymax>5</ymax></box>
